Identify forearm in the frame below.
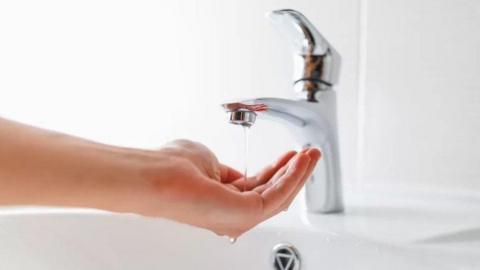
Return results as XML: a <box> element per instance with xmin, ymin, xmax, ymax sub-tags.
<box><xmin>0</xmin><ymin>117</ymin><xmax>319</xmax><ymax>238</ymax></box>
<box><xmin>0</xmin><ymin>117</ymin><xmax>150</xmax><ymax>212</ymax></box>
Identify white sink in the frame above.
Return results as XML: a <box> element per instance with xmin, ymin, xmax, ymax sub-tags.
<box><xmin>1</xmin><ymin>189</ymin><xmax>479</xmax><ymax>269</ymax></box>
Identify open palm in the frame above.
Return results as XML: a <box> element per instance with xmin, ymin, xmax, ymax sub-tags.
<box><xmin>144</xmin><ymin>140</ymin><xmax>320</xmax><ymax>238</ymax></box>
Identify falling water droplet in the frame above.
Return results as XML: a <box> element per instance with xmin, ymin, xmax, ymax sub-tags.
<box><xmin>229</xmin><ymin>237</ymin><xmax>237</xmax><ymax>244</ymax></box>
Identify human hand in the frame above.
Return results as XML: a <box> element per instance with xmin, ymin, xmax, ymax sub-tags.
<box><xmin>136</xmin><ymin>139</ymin><xmax>321</xmax><ymax>238</ymax></box>
<box><xmin>0</xmin><ymin>118</ymin><xmax>319</xmax><ymax>239</ymax></box>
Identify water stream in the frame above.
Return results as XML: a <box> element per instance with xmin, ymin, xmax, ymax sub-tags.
<box><xmin>229</xmin><ymin>124</ymin><xmax>250</xmax><ymax>244</ymax></box>
<box><xmin>242</xmin><ymin>125</ymin><xmax>249</xmax><ymax>192</ymax></box>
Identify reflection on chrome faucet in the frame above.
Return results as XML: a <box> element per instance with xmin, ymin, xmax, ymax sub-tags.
<box><xmin>222</xmin><ymin>103</ymin><xmax>268</xmax><ymax>127</ymax></box>
<box><xmin>222</xmin><ymin>9</ymin><xmax>343</xmax><ymax>213</ymax></box>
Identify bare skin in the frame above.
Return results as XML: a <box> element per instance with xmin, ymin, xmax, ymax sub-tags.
<box><xmin>0</xmin><ymin>117</ymin><xmax>320</xmax><ymax>238</ymax></box>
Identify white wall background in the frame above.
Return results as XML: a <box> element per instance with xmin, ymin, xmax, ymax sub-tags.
<box><xmin>361</xmin><ymin>0</ymin><xmax>480</xmax><ymax>193</ymax></box>
<box><xmin>0</xmin><ymin>0</ymin><xmax>478</xmax><ymax>195</ymax></box>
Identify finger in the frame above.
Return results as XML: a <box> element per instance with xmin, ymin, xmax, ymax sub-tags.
<box><xmin>252</xmin><ymin>149</ymin><xmax>306</xmax><ymax>193</ymax></box>
<box><xmin>260</xmin><ymin>153</ymin><xmax>311</xmax><ymax>217</ymax></box>
<box><xmin>231</xmin><ymin>169</ymin><xmax>286</xmax><ymax>192</ymax></box>
<box><xmin>280</xmin><ymin>148</ymin><xmax>321</xmax><ymax>211</ymax></box>
<box><xmin>219</xmin><ymin>166</ymin><xmax>269</xmax><ymax>192</ymax></box>
<box><xmin>230</xmin><ymin>150</ymin><xmax>296</xmax><ymax>191</ymax></box>
<box><xmin>252</xmin><ymin>164</ymin><xmax>288</xmax><ymax>194</ymax></box>
<box><xmin>230</xmin><ymin>176</ymin><xmax>259</xmax><ymax>191</ymax></box>
<box><xmin>219</xmin><ymin>164</ymin><xmax>244</xmax><ymax>183</ymax></box>
<box><xmin>253</xmin><ymin>151</ymin><xmax>297</xmax><ymax>185</ymax></box>
<box><xmin>224</xmin><ymin>183</ymin><xmax>241</xmax><ymax>192</ymax></box>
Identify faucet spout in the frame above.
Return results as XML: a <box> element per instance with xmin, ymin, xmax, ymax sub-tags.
<box><xmin>222</xmin><ymin>95</ymin><xmax>344</xmax><ymax>213</ymax></box>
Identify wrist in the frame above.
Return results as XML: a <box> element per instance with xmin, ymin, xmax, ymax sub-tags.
<box><xmin>67</xmin><ymin>143</ymin><xmax>158</xmax><ymax>214</ymax></box>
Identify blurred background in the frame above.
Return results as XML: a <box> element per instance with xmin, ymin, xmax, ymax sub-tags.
<box><xmin>0</xmin><ymin>0</ymin><xmax>479</xmax><ymax>196</ymax></box>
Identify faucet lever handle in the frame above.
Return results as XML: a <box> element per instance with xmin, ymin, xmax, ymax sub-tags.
<box><xmin>268</xmin><ymin>9</ymin><xmax>329</xmax><ymax>55</ymax></box>
<box><xmin>267</xmin><ymin>9</ymin><xmax>341</xmax><ymax>101</ymax></box>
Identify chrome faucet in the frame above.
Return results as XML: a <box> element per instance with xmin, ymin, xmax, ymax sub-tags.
<box><xmin>222</xmin><ymin>9</ymin><xmax>343</xmax><ymax>213</ymax></box>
